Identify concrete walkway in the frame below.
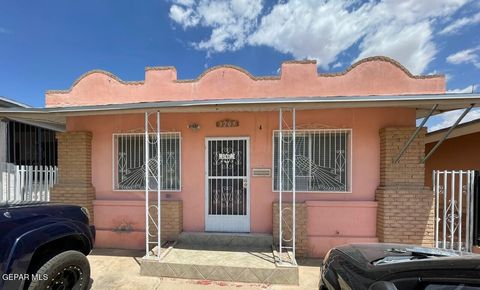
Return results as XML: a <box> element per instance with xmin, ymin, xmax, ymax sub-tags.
<box><xmin>88</xmin><ymin>249</ymin><xmax>321</xmax><ymax>290</ymax></box>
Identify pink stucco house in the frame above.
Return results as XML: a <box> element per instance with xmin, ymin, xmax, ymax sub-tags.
<box><xmin>2</xmin><ymin>56</ymin><xmax>478</xmax><ymax>264</ymax></box>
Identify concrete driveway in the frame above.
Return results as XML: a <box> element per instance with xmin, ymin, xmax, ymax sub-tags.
<box><xmin>87</xmin><ymin>249</ymin><xmax>321</xmax><ymax>290</ymax></box>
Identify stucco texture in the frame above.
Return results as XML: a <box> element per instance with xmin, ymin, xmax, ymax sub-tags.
<box><xmin>51</xmin><ymin>57</ymin><xmax>444</xmax><ymax>256</ymax></box>
<box><xmin>68</xmin><ymin>108</ymin><xmax>415</xmax><ymax>254</ymax></box>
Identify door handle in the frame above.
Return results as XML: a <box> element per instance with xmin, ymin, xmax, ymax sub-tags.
<box><xmin>243</xmin><ymin>179</ymin><xmax>248</xmax><ymax>188</ymax></box>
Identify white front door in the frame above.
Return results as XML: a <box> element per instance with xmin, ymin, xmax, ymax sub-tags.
<box><xmin>205</xmin><ymin>137</ymin><xmax>250</xmax><ymax>232</ymax></box>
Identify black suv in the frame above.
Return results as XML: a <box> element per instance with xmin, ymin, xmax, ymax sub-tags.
<box><xmin>320</xmin><ymin>243</ymin><xmax>480</xmax><ymax>290</ymax></box>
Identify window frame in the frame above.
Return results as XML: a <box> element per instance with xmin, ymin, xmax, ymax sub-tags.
<box><xmin>271</xmin><ymin>128</ymin><xmax>353</xmax><ymax>193</ymax></box>
<box><xmin>112</xmin><ymin>132</ymin><xmax>182</xmax><ymax>192</ymax></box>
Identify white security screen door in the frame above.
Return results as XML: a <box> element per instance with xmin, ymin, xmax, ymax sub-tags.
<box><xmin>205</xmin><ymin>137</ymin><xmax>250</xmax><ymax>232</ymax></box>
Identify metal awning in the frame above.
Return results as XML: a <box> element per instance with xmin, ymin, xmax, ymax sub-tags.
<box><xmin>0</xmin><ymin>93</ymin><xmax>479</xmax><ymax>125</ymax></box>
<box><xmin>1</xmin><ymin>116</ymin><xmax>65</xmax><ymax>132</ymax></box>
<box><xmin>0</xmin><ymin>93</ymin><xmax>479</xmax><ymax>138</ymax></box>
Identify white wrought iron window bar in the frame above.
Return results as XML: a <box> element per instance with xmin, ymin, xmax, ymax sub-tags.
<box><xmin>272</xmin><ymin>129</ymin><xmax>350</xmax><ymax>193</ymax></box>
<box><xmin>113</xmin><ymin>132</ymin><xmax>181</xmax><ymax>192</ymax></box>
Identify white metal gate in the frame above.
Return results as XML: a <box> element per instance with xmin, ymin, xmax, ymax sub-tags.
<box><xmin>205</xmin><ymin>137</ymin><xmax>250</xmax><ymax>232</ymax></box>
<box><xmin>433</xmin><ymin>170</ymin><xmax>476</xmax><ymax>252</ymax></box>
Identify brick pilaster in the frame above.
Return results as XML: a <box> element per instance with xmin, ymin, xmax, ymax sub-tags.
<box><xmin>148</xmin><ymin>200</ymin><xmax>183</xmax><ymax>245</ymax></box>
<box><xmin>376</xmin><ymin>127</ymin><xmax>434</xmax><ymax>247</ymax></box>
<box><xmin>50</xmin><ymin>132</ymin><xmax>95</xmax><ymax>222</ymax></box>
<box><xmin>273</xmin><ymin>202</ymin><xmax>308</xmax><ymax>257</ymax></box>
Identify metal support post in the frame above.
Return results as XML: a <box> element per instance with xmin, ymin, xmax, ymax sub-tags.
<box><xmin>394</xmin><ymin>104</ymin><xmax>437</xmax><ymax>163</ymax></box>
<box><xmin>422</xmin><ymin>104</ymin><xmax>475</xmax><ymax>163</ymax></box>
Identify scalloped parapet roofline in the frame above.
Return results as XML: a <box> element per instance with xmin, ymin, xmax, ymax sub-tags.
<box><xmin>45</xmin><ymin>56</ymin><xmax>445</xmax><ymax>107</ymax></box>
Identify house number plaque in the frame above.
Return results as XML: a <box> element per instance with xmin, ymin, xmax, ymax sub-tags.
<box><xmin>216</xmin><ymin>119</ymin><xmax>239</xmax><ymax>128</ymax></box>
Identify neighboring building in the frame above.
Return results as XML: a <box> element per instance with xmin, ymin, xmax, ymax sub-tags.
<box><xmin>425</xmin><ymin>119</ymin><xmax>480</xmax><ymax>187</ymax></box>
<box><xmin>424</xmin><ymin>119</ymin><xmax>480</xmax><ymax>252</ymax></box>
<box><xmin>1</xmin><ymin>56</ymin><xmax>479</xmax><ymax>258</ymax></box>
<box><xmin>0</xmin><ymin>96</ymin><xmax>60</xmax><ymax>203</ymax></box>
<box><xmin>0</xmin><ymin>96</ymin><xmax>58</xmax><ymax>167</ymax></box>
<box><xmin>0</xmin><ymin>96</ymin><xmax>30</xmax><ymax>163</ymax></box>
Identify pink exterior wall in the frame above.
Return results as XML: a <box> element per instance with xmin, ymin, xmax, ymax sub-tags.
<box><xmin>49</xmin><ymin>56</ymin><xmax>445</xmax><ymax>256</ymax></box>
<box><xmin>67</xmin><ymin>108</ymin><xmax>414</xmax><ymax>254</ymax></box>
<box><xmin>46</xmin><ymin>57</ymin><xmax>444</xmax><ymax>108</ymax></box>
<box><xmin>306</xmin><ymin>201</ymin><xmax>378</xmax><ymax>256</ymax></box>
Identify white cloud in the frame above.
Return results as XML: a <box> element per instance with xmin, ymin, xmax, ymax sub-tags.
<box><xmin>447</xmin><ymin>84</ymin><xmax>478</xmax><ymax>93</ymax></box>
<box><xmin>168</xmin><ymin>0</ymin><xmax>470</xmax><ymax>73</ymax></box>
<box><xmin>430</xmin><ymin>84</ymin><xmax>479</xmax><ymax>131</ymax></box>
<box><xmin>355</xmin><ymin>22</ymin><xmax>436</xmax><ymax>74</ymax></box>
<box><xmin>169</xmin><ymin>5</ymin><xmax>200</xmax><ymax>28</ymax></box>
<box><xmin>332</xmin><ymin>62</ymin><xmax>342</xmax><ymax>69</ymax></box>
<box><xmin>169</xmin><ymin>0</ymin><xmax>263</xmax><ymax>52</ymax></box>
<box><xmin>445</xmin><ymin>73</ymin><xmax>454</xmax><ymax>82</ymax></box>
<box><xmin>369</xmin><ymin>0</ymin><xmax>469</xmax><ymax>23</ymax></box>
<box><xmin>174</xmin><ymin>0</ymin><xmax>196</xmax><ymax>6</ymax></box>
<box><xmin>429</xmin><ymin>108</ymin><xmax>480</xmax><ymax>131</ymax></box>
<box><xmin>446</xmin><ymin>47</ymin><xmax>480</xmax><ymax>68</ymax></box>
<box><xmin>439</xmin><ymin>12</ymin><xmax>480</xmax><ymax>34</ymax></box>
<box><xmin>248</xmin><ymin>1</ymin><xmax>374</xmax><ymax>69</ymax></box>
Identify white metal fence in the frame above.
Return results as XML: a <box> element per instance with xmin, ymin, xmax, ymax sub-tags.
<box><xmin>0</xmin><ymin>162</ymin><xmax>58</xmax><ymax>203</ymax></box>
<box><xmin>433</xmin><ymin>170</ymin><xmax>476</xmax><ymax>252</ymax></box>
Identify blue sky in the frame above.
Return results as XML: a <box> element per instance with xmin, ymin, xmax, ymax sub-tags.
<box><xmin>0</xmin><ymin>0</ymin><xmax>479</xmax><ymax>130</ymax></box>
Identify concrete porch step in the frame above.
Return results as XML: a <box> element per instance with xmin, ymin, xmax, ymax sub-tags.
<box><xmin>178</xmin><ymin>232</ymin><xmax>273</xmax><ymax>249</ymax></box>
<box><xmin>140</xmin><ymin>232</ymin><xmax>298</xmax><ymax>285</ymax></box>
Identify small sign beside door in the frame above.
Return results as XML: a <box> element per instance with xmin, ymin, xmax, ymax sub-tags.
<box><xmin>252</xmin><ymin>168</ymin><xmax>271</xmax><ymax>177</ymax></box>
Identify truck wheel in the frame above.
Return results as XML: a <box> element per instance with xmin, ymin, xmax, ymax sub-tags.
<box><xmin>28</xmin><ymin>250</ymin><xmax>90</xmax><ymax>290</ymax></box>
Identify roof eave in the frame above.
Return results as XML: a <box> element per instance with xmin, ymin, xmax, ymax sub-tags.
<box><xmin>0</xmin><ymin>93</ymin><xmax>479</xmax><ymax>120</ymax></box>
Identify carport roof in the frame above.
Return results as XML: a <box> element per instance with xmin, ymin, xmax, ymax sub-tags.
<box><xmin>425</xmin><ymin>118</ymin><xmax>480</xmax><ymax>144</ymax></box>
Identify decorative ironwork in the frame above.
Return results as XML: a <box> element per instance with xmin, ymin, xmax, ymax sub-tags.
<box><xmin>433</xmin><ymin>170</ymin><xmax>476</xmax><ymax>252</ymax></box>
<box><xmin>281</xmin><ymin>207</ymin><xmax>293</xmax><ymax>243</ymax></box>
<box><xmin>273</xmin><ymin>130</ymin><xmax>349</xmax><ymax>192</ymax></box>
<box><xmin>213</xmin><ymin>146</ymin><xmax>243</xmax><ymax>169</ymax></box>
<box><xmin>144</xmin><ymin>111</ymin><xmax>162</xmax><ymax>259</ymax></box>
<box><xmin>148</xmin><ymin>204</ymin><xmax>159</xmax><ymax>237</ymax></box>
<box><xmin>277</xmin><ymin>108</ymin><xmax>297</xmax><ymax>266</ymax></box>
<box><xmin>445</xmin><ymin>200</ymin><xmax>459</xmax><ymax>235</ymax></box>
<box><xmin>207</xmin><ymin>139</ymin><xmax>247</xmax><ymax>217</ymax></box>
<box><xmin>114</xmin><ymin>133</ymin><xmax>181</xmax><ymax>191</ymax></box>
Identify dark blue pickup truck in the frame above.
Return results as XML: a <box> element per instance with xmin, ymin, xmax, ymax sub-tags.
<box><xmin>0</xmin><ymin>202</ymin><xmax>95</xmax><ymax>290</ymax></box>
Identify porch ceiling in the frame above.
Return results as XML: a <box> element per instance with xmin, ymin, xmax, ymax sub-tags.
<box><xmin>0</xmin><ymin>93</ymin><xmax>479</xmax><ymax>128</ymax></box>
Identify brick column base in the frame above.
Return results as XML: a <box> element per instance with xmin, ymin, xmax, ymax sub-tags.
<box><xmin>273</xmin><ymin>202</ymin><xmax>308</xmax><ymax>257</ymax></box>
<box><xmin>51</xmin><ymin>185</ymin><xmax>95</xmax><ymax>222</ymax></box>
<box><xmin>376</xmin><ymin>127</ymin><xmax>434</xmax><ymax>247</ymax></box>
<box><xmin>50</xmin><ymin>132</ymin><xmax>95</xmax><ymax>223</ymax></box>
<box><xmin>376</xmin><ymin>187</ymin><xmax>434</xmax><ymax>246</ymax></box>
<box><xmin>148</xmin><ymin>200</ymin><xmax>183</xmax><ymax>244</ymax></box>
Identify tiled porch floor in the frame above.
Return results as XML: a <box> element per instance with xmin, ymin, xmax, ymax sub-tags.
<box><xmin>140</xmin><ymin>232</ymin><xmax>299</xmax><ymax>285</ymax></box>
<box><xmin>162</xmin><ymin>244</ymin><xmax>276</xmax><ymax>269</ymax></box>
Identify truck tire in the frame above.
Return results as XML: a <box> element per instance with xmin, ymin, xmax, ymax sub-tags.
<box><xmin>28</xmin><ymin>250</ymin><xmax>90</xmax><ymax>290</ymax></box>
